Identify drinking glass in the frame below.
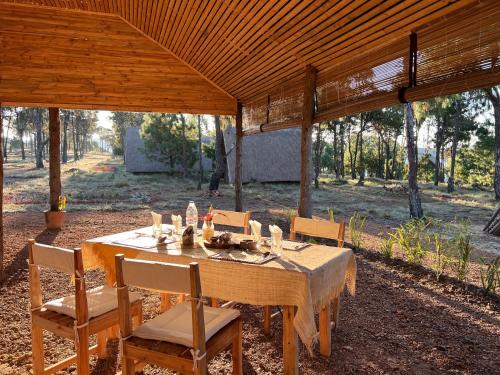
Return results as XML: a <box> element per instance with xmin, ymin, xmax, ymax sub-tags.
<box><xmin>153</xmin><ymin>223</ymin><xmax>162</xmax><ymax>239</ymax></box>
<box><xmin>271</xmin><ymin>234</ymin><xmax>282</xmax><ymax>256</ymax></box>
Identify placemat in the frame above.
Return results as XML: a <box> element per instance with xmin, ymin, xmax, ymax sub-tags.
<box><xmin>209</xmin><ymin>250</ymin><xmax>277</xmax><ymax>265</ymax></box>
<box><xmin>261</xmin><ymin>238</ymin><xmax>311</xmax><ymax>251</ymax></box>
<box><xmin>112</xmin><ymin>235</ymin><xmax>175</xmax><ymax>249</ymax></box>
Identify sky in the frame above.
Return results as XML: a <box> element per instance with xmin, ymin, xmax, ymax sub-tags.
<box><xmin>97</xmin><ymin>110</ymin><xmax>113</xmax><ymax>129</ymax></box>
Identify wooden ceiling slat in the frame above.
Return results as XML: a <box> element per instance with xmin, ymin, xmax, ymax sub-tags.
<box><xmin>191</xmin><ymin>0</ymin><xmax>273</xmax><ymax>69</ymax></box>
<box><xmin>186</xmin><ymin>0</ymin><xmax>239</xmax><ymax>67</ymax></box>
<box><xmin>0</xmin><ymin>0</ymin><xmax>493</xmax><ymax>116</ymax></box>
<box><xmin>185</xmin><ymin>0</ymin><xmax>250</xmax><ymax>68</ymax></box>
<box><xmin>205</xmin><ymin>0</ymin><xmax>355</xmax><ymax>84</ymax></box>
<box><xmin>225</xmin><ymin>0</ymin><xmax>459</xmax><ymax>100</ymax></box>
<box><xmin>219</xmin><ymin>0</ymin><xmax>398</xmax><ymax>94</ymax></box>
<box><xmin>166</xmin><ymin>0</ymin><xmax>191</xmax><ymax>51</ymax></box>
<box><xmin>171</xmin><ymin>0</ymin><xmax>207</xmax><ymax>56</ymax></box>
<box><xmin>177</xmin><ymin>0</ymin><xmax>222</xmax><ymax>62</ymax></box>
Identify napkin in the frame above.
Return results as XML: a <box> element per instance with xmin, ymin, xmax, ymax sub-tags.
<box><xmin>151</xmin><ymin>211</ymin><xmax>162</xmax><ymax>228</ymax></box>
<box><xmin>171</xmin><ymin>214</ymin><xmax>182</xmax><ymax>226</ymax></box>
<box><xmin>269</xmin><ymin>224</ymin><xmax>283</xmax><ymax>239</ymax></box>
<box><xmin>171</xmin><ymin>214</ymin><xmax>182</xmax><ymax>233</ymax></box>
<box><xmin>249</xmin><ymin>220</ymin><xmax>262</xmax><ymax>239</ymax></box>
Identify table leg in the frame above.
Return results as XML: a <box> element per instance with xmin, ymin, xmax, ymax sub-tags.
<box><xmin>282</xmin><ymin>305</ymin><xmax>298</xmax><ymax>375</ymax></box>
<box><xmin>160</xmin><ymin>293</ymin><xmax>171</xmax><ymax>312</ymax></box>
<box><xmin>319</xmin><ymin>303</ymin><xmax>331</xmax><ymax>357</ymax></box>
<box><xmin>263</xmin><ymin>305</ymin><xmax>271</xmax><ymax>335</ymax></box>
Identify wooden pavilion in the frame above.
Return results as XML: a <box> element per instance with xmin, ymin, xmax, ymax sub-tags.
<box><xmin>0</xmin><ymin>1</ymin><xmax>499</xmax><ymax>368</ymax></box>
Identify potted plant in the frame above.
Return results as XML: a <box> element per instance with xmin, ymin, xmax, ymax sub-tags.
<box><xmin>45</xmin><ymin>195</ymin><xmax>67</xmax><ymax>230</ymax></box>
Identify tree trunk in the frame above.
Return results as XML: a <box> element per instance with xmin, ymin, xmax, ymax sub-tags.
<box><xmin>404</xmin><ymin>103</ymin><xmax>423</xmax><ymax>218</ymax></box>
<box><xmin>377</xmin><ymin>134</ymin><xmax>383</xmax><ymax>178</ymax></box>
<box><xmin>391</xmin><ymin>135</ymin><xmax>398</xmax><ymax>179</ymax></box>
<box><xmin>181</xmin><ymin>114</ymin><xmax>187</xmax><ymax>177</ymax></box>
<box><xmin>347</xmin><ymin>126</ymin><xmax>355</xmax><ymax>179</ymax></box>
<box><xmin>447</xmin><ymin>117</ymin><xmax>459</xmax><ymax>193</ymax></box>
<box><xmin>20</xmin><ymin>131</ymin><xmax>25</xmax><ymax>160</ymax></box>
<box><xmin>197</xmin><ymin>115</ymin><xmax>203</xmax><ymax>190</ymax></box>
<box><xmin>494</xmin><ymin>101</ymin><xmax>500</xmax><ymax>200</ymax></box>
<box><xmin>235</xmin><ymin>103</ymin><xmax>243</xmax><ymax>212</ymax></box>
<box><xmin>385</xmin><ymin>139</ymin><xmax>391</xmax><ymax>180</ymax></box>
<box><xmin>332</xmin><ymin>122</ymin><xmax>338</xmax><ymax>178</ymax></box>
<box><xmin>34</xmin><ymin>109</ymin><xmax>44</xmax><ymax>169</ymax></box>
<box><xmin>357</xmin><ymin>116</ymin><xmax>365</xmax><ymax>185</ymax></box>
<box><xmin>209</xmin><ymin>115</ymin><xmax>226</xmax><ymax>192</ymax></box>
<box><xmin>49</xmin><ymin>108</ymin><xmax>61</xmax><ymax>212</ymax></box>
<box><xmin>0</xmin><ymin>105</ymin><xmax>4</xmax><ymax>281</ymax></box>
<box><xmin>314</xmin><ymin>122</ymin><xmax>322</xmax><ymax>189</ymax></box>
<box><xmin>434</xmin><ymin>128</ymin><xmax>442</xmax><ymax>186</ymax></box>
<box><xmin>73</xmin><ymin>116</ymin><xmax>78</xmax><ymax>161</ymax></box>
<box><xmin>62</xmin><ymin>115</ymin><xmax>68</xmax><ymax>164</ymax></box>
<box><xmin>339</xmin><ymin>122</ymin><xmax>345</xmax><ymax>178</ymax></box>
<box><xmin>3</xmin><ymin>113</ymin><xmax>10</xmax><ymax>163</ymax></box>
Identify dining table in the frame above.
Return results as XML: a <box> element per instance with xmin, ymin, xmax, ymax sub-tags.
<box><xmin>81</xmin><ymin>224</ymin><xmax>356</xmax><ymax>375</ymax></box>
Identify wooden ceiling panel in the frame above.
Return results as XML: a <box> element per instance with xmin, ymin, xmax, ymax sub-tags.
<box><xmin>0</xmin><ymin>0</ymin><xmax>494</xmax><ymax>115</ymax></box>
<box><xmin>0</xmin><ymin>2</ymin><xmax>236</xmax><ymax>114</ymax></box>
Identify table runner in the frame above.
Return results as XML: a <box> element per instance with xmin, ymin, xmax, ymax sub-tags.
<box><xmin>81</xmin><ymin>226</ymin><xmax>356</xmax><ymax>352</ymax></box>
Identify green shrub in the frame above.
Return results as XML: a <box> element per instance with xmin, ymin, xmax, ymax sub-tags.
<box><xmin>389</xmin><ymin>219</ymin><xmax>429</xmax><ymax>264</ymax></box>
<box><xmin>429</xmin><ymin>225</ymin><xmax>450</xmax><ymax>281</ymax></box>
<box><xmin>349</xmin><ymin>212</ymin><xmax>367</xmax><ymax>249</ymax></box>
<box><xmin>479</xmin><ymin>256</ymin><xmax>500</xmax><ymax>293</ymax></box>
<box><xmin>380</xmin><ymin>236</ymin><xmax>394</xmax><ymax>258</ymax></box>
<box><xmin>450</xmin><ymin>219</ymin><xmax>473</xmax><ymax>282</ymax></box>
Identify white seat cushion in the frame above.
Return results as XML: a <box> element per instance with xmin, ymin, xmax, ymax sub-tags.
<box><xmin>44</xmin><ymin>286</ymin><xmax>141</xmax><ymax>319</ymax></box>
<box><xmin>132</xmin><ymin>302</ymin><xmax>240</xmax><ymax>347</ymax></box>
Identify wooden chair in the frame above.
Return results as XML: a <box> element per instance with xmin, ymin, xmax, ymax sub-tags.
<box><xmin>263</xmin><ymin>217</ymin><xmax>345</xmax><ymax>356</ymax></box>
<box><xmin>116</xmin><ymin>256</ymin><xmax>242</xmax><ymax>375</ymax></box>
<box><xmin>212</xmin><ymin>209</ymin><xmax>251</xmax><ymax>235</ymax></box>
<box><xmin>28</xmin><ymin>239</ymin><xmax>143</xmax><ymax>375</ymax></box>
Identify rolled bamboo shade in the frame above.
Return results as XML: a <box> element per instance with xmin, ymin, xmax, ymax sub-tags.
<box><xmin>243</xmin><ymin>0</ymin><xmax>500</xmax><ymax>134</ymax></box>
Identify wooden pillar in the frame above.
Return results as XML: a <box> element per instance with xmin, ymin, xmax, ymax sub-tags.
<box><xmin>49</xmin><ymin>108</ymin><xmax>61</xmax><ymax>212</ymax></box>
<box><xmin>298</xmin><ymin>65</ymin><xmax>317</xmax><ymax>218</ymax></box>
<box><xmin>235</xmin><ymin>102</ymin><xmax>243</xmax><ymax>212</ymax></box>
<box><xmin>0</xmin><ymin>104</ymin><xmax>3</xmax><ymax>282</ymax></box>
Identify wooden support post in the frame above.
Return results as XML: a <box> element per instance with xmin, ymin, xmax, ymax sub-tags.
<box><xmin>49</xmin><ymin>108</ymin><xmax>61</xmax><ymax>212</ymax></box>
<box><xmin>298</xmin><ymin>66</ymin><xmax>317</xmax><ymax>218</ymax></box>
<box><xmin>0</xmin><ymin>104</ymin><xmax>3</xmax><ymax>282</ymax></box>
<box><xmin>283</xmin><ymin>305</ymin><xmax>298</xmax><ymax>375</ymax></box>
<box><xmin>235</xmin><ymin>102</ymin><xmax>243</xmax><ymax>212</ymax></box>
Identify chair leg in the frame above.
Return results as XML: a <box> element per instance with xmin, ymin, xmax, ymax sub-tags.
<box><xmin>31</xmin><ymin>323</ymin><xmax>45</xmax><ymax>375</ymax></box>
<box><xmin>96</xmin><ymin>330</ymin><xmax>108</xmax><ymax>358</ymax></box>
<box><xmin>122</xmin><ymin>356</ymin><xmax>135</xmax><ymax>375</ymax></box>
<box><xmin>75</xmin><ymin>325</ymin><xmax>90</xmax><ymax>375</ymax></box>
<box><xmin>232</xmin><ymin>319</ymin><xmax>243</xmax><ymax>375</ymax></box>
<box><xmin>263</xmin><ymin>306</ymin><xmax>271</xmax><ymax>335</ymax></box>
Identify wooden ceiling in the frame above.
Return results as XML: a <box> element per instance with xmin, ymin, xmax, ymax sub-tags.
<box><xmin>0</xmin><ymin>0</ymin><xmax>495</xmax><ymax>116</ymax></box>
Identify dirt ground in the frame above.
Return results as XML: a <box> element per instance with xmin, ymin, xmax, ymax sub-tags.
<box><xmin>0</xmin><ymin>211</ymin><xmax>498</xmax><ymax>374</ymax></box>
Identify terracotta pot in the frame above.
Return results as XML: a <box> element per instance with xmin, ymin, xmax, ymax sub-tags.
<box><xmin>44</xmin><ymin>210</ymin><xmax>65</xmax><ymax>230</ymax></box>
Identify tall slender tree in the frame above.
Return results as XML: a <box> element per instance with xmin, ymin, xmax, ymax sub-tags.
<box><xmin>405</xmin><ymin>103</ymin><xmax>423</xmax><ymax>218</ymax></box>
<box><xmin>482</xmin><ymin>87</ymin><xmax>500</xmax><ymax>200</ymax></box>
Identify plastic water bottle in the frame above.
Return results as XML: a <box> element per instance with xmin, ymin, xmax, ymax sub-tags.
<box><xmin>186</xmin><ymin>201</ymin><xmax>198</xmax><ymax>234</ymax></box>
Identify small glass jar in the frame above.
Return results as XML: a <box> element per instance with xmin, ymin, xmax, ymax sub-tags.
<box><xmin>202</xmin><ymin>220</ymin><xmax>214</xmax><ymax>241</ymax></box>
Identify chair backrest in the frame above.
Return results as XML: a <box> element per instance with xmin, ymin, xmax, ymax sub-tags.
<box><xmin>290</xmin><ymin>216</ymin><xmax>345</xmax><ymax>247</ymax></box>
<box><xmin>27</xmin><ymin>239</ymin><xmax>88</xmax><ymax>323</ymax></box>
<box><xmin>115</xmin><ymin>255</ymin><xmax>206</xmax><ymax>356</ymax></box>
<box><xmin>119</xmin><ymin>258</ymin><xmax>192</xmax><ymax>294</ymax></box>
<box><xmin>212</xmin><ymin>209</ymin><xmax>251</xmax><ymax>234</ymax></box>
